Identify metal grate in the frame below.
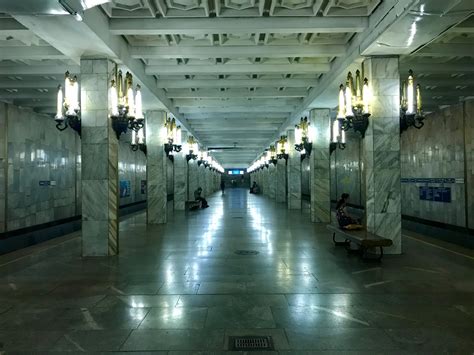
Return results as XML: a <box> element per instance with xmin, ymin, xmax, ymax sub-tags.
<box><xmin>229</xmin><ymin>336</ymin><xmax>274</xmax><ymax>351</ymax></box>
<box><xmin>234</xmin><ymin>250</ymin><xmax>260</xmax><ymax>256</ymax></box>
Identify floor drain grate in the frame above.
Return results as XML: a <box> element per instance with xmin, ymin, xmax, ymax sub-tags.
<box><xmin>234</xmin><ymin>250</ymin><xmax>260</xmax><ymax>256</ymax></box>
<box><xmin>229</xmin><ymin>336</ymin><xmax>274</xmax><ymax>351</ymax></box>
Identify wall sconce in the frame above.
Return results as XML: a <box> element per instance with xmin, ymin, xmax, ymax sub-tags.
<box><xmin>55</xmin><ymin>71</ymin><xmax>81</xmax><ymax>136</ymax></box>
<box><xmin>294</xmin><ymin>116</ymin><xmax>313</xmax><ymax>160</ymax></box>
<box><xmin>330</xmin><ymin>118</ymin><xmax>346</xmax><ymax>155</ymax></box>
<box><xmin>268</xmin><ymin>145</ymin><xmax>278</xmax><ymax>165</ymax></box>
<box><xmin>131</xmin><ymin>126</ymin><xmax>146</xmax><ymax>155</ymax></box>
<box><xmin>197</xmin><ymin>151</ymin><xmax>208</xmax><ymax>167</ymax></box>
<box><xmin>185</xmin><ymin>136</ymin><xmax>199</xmax><ymax>162</ymax></box>
<box><xmin>400</xmin><ymin>69</ymin><xmax>424</xmax><ymax>133</ymax></box>
<box><xmin>337</xmin><ymin>70</ymin><xmax>371</xmax><ymax>138</ymax></box>
<box><xmin>109</xmin><ymin>69</ymin><xmax>145</xmax><ymax>140</ymax></box>
<box><xmin>164</xmin><ymin>116</ymin><xmax>182</xmax><ymax>159</ymax></box>
<box><xmin>276</xmin><ymin>135</ymin><xmax>289</xmax><ymax>161</ymax></box>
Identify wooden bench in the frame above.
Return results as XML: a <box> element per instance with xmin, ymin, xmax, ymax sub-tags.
<box><xmin>185</xmin><ymin>200</ymin><xmax>202</xmax><ymax>212</ymax></box>
<box><xmin>326</xmin><ymin>224</ymin><xmax>393</xmax><ymax>261</ymax></box>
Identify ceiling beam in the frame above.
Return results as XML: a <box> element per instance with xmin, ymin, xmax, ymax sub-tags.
<box><xmin>131</xmin><ymin>45</ymin><xmax>345</xmax><ymax>59</ymax></box>
<box><xmin>271</xmin><ymin>0</ymin><xmax>418</xmax><ymax>158</ymax></box>
<box><xmin>183</xmin><ymin>112</ymin><xmax>288</xmax><ymax>119</ymax></box>
<box><xmin>399</xmin><ymin>63</ymin><xmax>474</xmax><ymax>74</ymax></box>
<box><xmin>147</xmin><ymin>63</ymin><xmax>330</xmax><ymax>75</ymax></box>
<box><xmin>0</xmin><ymin>80</ymin><xmax>61</xmax><ymax>89</ymax></box>
<box><xmin>413</xmin><ymin>44</ymin><xmax>474</xmax><ymax>57</ymax></box>
<box><xmin>0</xmin><ymin>92</ymin><xmax>51</xmax><ymax>100</ymax></box>
<box><xmin>174</xmin><ymin>98</ymin><xmax>301</xmax><ymax>107</ymax></box>
<box><xmin>157</xmin><ymin>78</ymin><xmax>315</xmax><ymax>89</ymax></box>
<box><xmin>179</xmin><ymin>106</ymin><xmax>295</xmax><ymax>113</ymax></box>
<box><xmin>0</xmin><ymin>46</ymin><xmax>68</xmax><ymax>60</ymax></box>
<box><xmin>166</xmin><ymin>88</ymin><xmax>307</xmax><ymax>98</ymax></box>
<box><xmin>110</xmin><ymin>17</ymin><xmax>368</xmax><ymax>35</ymax></box>
<box><xmin>0</xmin><ymin>65</ymin><xmax>80</xmax><ymax>75</ymax></box>
<box><xmin>13</xmin><ymin>9</ymin><xmax>199</xmax><ymax>139</ymax></box>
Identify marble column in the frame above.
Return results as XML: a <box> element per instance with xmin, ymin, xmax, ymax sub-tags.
<box><xmin>188</xmin><ymin>160</ymin><xmax>199</xmax><ymax>200</ymax></box>
<box><xmin>206</xmin><ymin>168</ymin><xmax>212</xmax><ymax>196</ymax></box>
<box><xmin>465</xmin><ymin>100</ymin><xmax>474</xmax><ymax>230</ymax></box>
<box><xmin>146</xmin><ymin>110</ymin><xmax>167</xmax><ymax>224</ymax></box>
<box><xmin>276</xmin><ymin>162</ymin><xmax>287</xmax><ymax>203</ymax></box>
<box><xmin>262</xmin><ymin>168</ymin><xmax>269</xmax><ymax>196</ymax></box>
<box><xmin>268</xmin><ymin>165</ymin><xmax>276</xmax><ymax>200</ymax></box>
<box><xmin>81</xmin><ymin>59</ymin><xmax>119</xmax><ymax>256</ymax></box>
<box><xmin>362</xmin><ymin>57</ymin><xmax>401</xmax><ymax>254</ymax></box>
<box><xmin>174</xmin><ymin>131</ymin><xmax>188</xmax><ymax>210</ymax></box>
<box><xmin>287</xmin><ymin>129</ymin><xmax>302</xmax><ymax>209</ymax></box>
<box><xmin>0</xmin><ymin>103</ymin><xmax>6</xmax><ymax>233</ymax></box>
<box><xmin>310</xmin><ymin>108</ymin><xmax>331</xmax><ymax>223</ymax></box>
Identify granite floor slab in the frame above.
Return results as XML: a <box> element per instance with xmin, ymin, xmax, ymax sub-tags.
<box><xmin>0</xmin><ymin>188</ymin><xmax>472</xmax><ymax>353</ymax></box>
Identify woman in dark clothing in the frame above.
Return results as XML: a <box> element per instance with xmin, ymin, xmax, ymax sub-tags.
<box><xmin>336</xmin><ymin>193</ymin><xmax>362</xmax><ymax>229</ymax></box>
<box><xmin>220</xmin><ymin>180</ymin><xmax>225</xmax><ymax>195</ymax></box>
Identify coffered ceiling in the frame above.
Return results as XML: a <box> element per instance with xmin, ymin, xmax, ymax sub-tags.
<box><xmin>0</xmin><ymin>0</ymin><xmax>473</xmax><ymax>167</ymax></box>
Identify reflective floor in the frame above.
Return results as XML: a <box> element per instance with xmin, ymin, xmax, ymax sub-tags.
<box><xmin>0</xmin><ymin>188</ymin><xmax>473</xmax><ymax>354</ymax></box>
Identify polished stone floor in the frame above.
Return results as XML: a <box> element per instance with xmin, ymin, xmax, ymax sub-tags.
<box><xmin>0</xmin><ymin>188</ymin><xmax>473</xmax><ymax>354</ymax></box>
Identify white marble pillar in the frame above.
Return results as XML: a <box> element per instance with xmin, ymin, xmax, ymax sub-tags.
<box><xmin>310</xmin><ymin>108</ymin><xmax>331</xmax><ymax>223</ymax></box>
<box><xmin>287</xmin><ymin>129</ymin><xmax>302</xmax><ymax>209</ymax></box>
<box><xmin>188</xmin><ymin>160</ymin><xmax>198</xmax><ymax>200</ymax></box>
<box><xmin>173</xmin><ymin>131</ymin><xmax>188</xmax><ymax>211</ymax></box>
<box><xmin>268</xmin><ymin>165</ymin><xmax>276</xmax><ymax>200</ymax></box>
<box><xmin>362</xmin><ymin>57</ymin><xmax>402</xmax><ymax>254</ymax></box>
<box><xmin>81</xmin><ymin>59</ymin><xmax>119</xmax><ymax>256</ymax></box>
<box><xmin>262</xmin><ymin>168</ymin><xmax>269</xmax><ymax>196</ymax></box>
<box><xmin>276</xmin><ymin>162</ymin><xmax>286</xmax><ymax>203</ymax></box>
<box><xmin>146</xmin><ymin>110</ymin><xmax>167</xmax><ymax>224</ymax></box>
<box><xmin>0</xmin><ymin>103</ymin><xmax>6</xmax><ymax>233</ymax></box>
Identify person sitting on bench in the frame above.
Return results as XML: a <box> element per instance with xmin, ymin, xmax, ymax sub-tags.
<box><xmin>194</xmin><ymin>187</ymin><xmax>209</xmax><ymax>208</ymax></box>
<box><xmin>250</xmin><ymin>181</ymin><xmax>260</xmax><ymax>194</ymax></box>
<box><xmin>336</xmin><ymin>193</ymin><xmax>363</xmax><ymax>230</ymax></box>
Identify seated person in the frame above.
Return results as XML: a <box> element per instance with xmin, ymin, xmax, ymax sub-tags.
<box><xmin>336</xmin><ymin>193</ymin><xmax>363</xmax><ymax>230</ymax></box>
<box><xmin>250</xmin><ymin>181</ymin><xmax>260</xmax><ymax>194</ymax></box>
<box><xmin>194</xmin><ymin>187</ymin><xmax>209</xmax><ymax>208</ymax></box>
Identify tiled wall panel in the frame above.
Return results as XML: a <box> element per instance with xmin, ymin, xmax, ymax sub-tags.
<box><xmin>3</xmin><ymin>103</ymin><xmax>146</xmax><ymax>233</ymax></box>
<box><xmin>401</xmin><ymin>104</ymin><xmax>466</xmax><ymax>227</ymax></box>
<box><xmin>7</xmin><ymin>104</ymin><xmax>77</xmax><ymax>231</ymax></box>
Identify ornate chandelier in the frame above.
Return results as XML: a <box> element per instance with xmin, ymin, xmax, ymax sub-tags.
<box><xmin>400</xmin><ymin>70</ymin><xmax>424</xmax><ymax>133</ymax></box>
<box><xmin>276</xmin><ymin>135</ymin><xmax>289</xmax><ymax>161</ymax></box>
<box><xmin>294</xmin><ymin>116</ymin><xmax>313</xmax><ymax>159</ymax></box>
<box><xmin>109</xmin><ymin>69</ymin><xmax>144</xmax><ymax>139</ymax></box>
<box><xmin>336</xmin><ymin>69</ymin><xmax>371</xmax><ymax>138</ymax></box>
<box><xmin>131</xmin><ymin>126</ymin><xmax>146</xmax><ymax>155</ymax></box>
<box><xmin>55</xmin><ymin>71</ymin><xmax>81</xmax><ymax>136</ymax></box>
<box><xmin>185</xmin><ymin>136</ymin><xmax>199</xmax><ymax>162</ymax></box>
<box><xmin>164</xmin><ymin>116</ymin><xmax>182</xmax><ymax>159</ymax></box>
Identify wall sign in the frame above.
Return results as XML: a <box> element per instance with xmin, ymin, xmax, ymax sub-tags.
<box><xmin>401</xmin><ymin>178</ymin><xmax>462</xmax><ymax>184</ymax></box>
<box><xmin>119</xmin><ymin>180</ymin><xmax>131</xmax><ymax>198</ymax></box>
<box><xmin>419</xmin><ymin>186</ymin><xmax>451</xmax><ymax>203</ymax></box>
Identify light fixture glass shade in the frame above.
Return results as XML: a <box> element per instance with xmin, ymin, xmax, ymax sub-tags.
<box><xmin>407</xmin><ymin>73</ymin><xmax>414</xmax><ymax>114</ymax></box>
<box><xmin>332</xmin><ymin>120</ymin><xmax>339</xmax><ymax>143</ymax></box>
<box><xmin>345</xmin><ymin>85</ymin><xmax>354</xmax><ymax>117</ymax></box>
<box><xmin>137</xmin><ymin>127</ymin><xmax>145</xmax><ymax>144</ymax></box>
<box><xmin>362</xmin><ymin>78</ymin><xmax>371</xmax><ymax>114</ymax></box>
<box><xmin>131</xmin><ymin>129</ymin><xmax>137</xmax><ymax>145</ymax></box>
<box><xmin>135</xmin><ymin>85</ymin><xmax>143</xmax><ymax>119</ymax></box>
<box><xmin>337</xmin><ymin>85</ymin><xmax>346</xmax><ymax>118</ymax></box>
<box><xmin>56</xmin><ymin>86</ymin><xmax>63</xmax><ymax>119</ymax></box>
<box><xmin>340</xmin><ymin>127</ymin><xmax>346</xmax><ymax>144</ymax></box>
<box><xmin>109</xmin><ymin>82</ymin><xmax>119</xmax><ymax>116</ymax></box>
<box><xmin>127</xmin><ymin>87</ymin><xmax>135</xmax><ymax>117</ymax></box>
<box><xmin>295</xmin><ymin>126</ymin><xmax>302</xmax><ymax>145</ymax></box>
<box><xmin>175</xmin><ymin>126</ymin><xmax>182</xmax><ymax>145</ymax></box>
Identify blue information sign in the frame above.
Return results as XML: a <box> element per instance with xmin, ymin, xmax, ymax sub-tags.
<box><xmin>419</xmin><ymin>186</ymin><xmax>451</xmax><ymax>203</ymax></box>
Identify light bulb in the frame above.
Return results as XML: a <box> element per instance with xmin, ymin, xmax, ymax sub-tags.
<box><xmin>109</xmin><ymin>84</ymin><xmax>118</xmax><ymax>116</ymax></box>
<box><xmin>407</xmin><ymin>74</ymin><xmax>414</xmax><ymax>114</ymax></box>
<box><xmin>55</xmin><ymin>86</ymin><xmax>64</xmax><ymax>120</ymax></box>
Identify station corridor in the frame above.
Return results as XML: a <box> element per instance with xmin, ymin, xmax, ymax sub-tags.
<box><xmin>0</xmin><ymin>188</ymin><xmax>472</xmax><ymax>353</ymax></box>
